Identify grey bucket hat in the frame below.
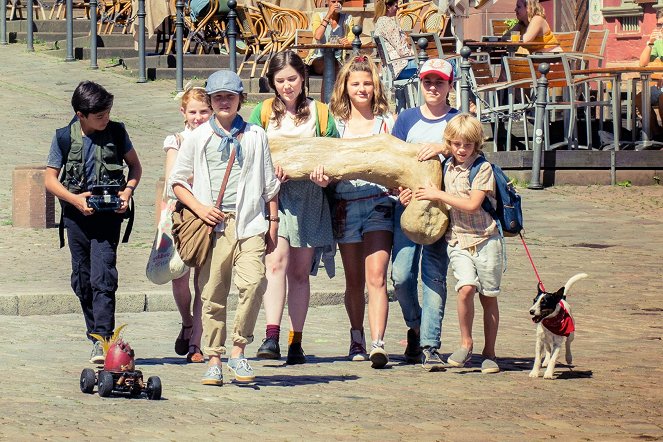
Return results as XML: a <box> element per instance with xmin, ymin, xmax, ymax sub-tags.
<box><xmin>205</xmin><ymin>70</ymin><xmax>244</xmax><ymax>95</ymax></box>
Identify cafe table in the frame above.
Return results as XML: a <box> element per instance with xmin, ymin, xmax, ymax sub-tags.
<box><xmin>463</xmin><ymin>40</ymin><xmax>550</xmax><ymax>57</ymax></box>
<box><xmin>290</xmin><ymin>42</ymin><xmax>373</xmax><ymax>103</ymax></box>
<box><xmin>571</xmin><ymin>66</ymin><xmax>663</xmax><ymax>149</ymax></box>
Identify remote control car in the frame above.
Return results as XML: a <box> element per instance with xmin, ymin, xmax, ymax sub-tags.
<box><xmin>87</xmin><ymin>184</ymin><xmax>123</xmax><ymax>212</ymax></box>
<box><xmin>79</xmin><ymin>367</ymin><xmax>161</xmax><ymax>400</ymax></box>
<box><xmin>80</xmin><ymin>325</ymin><xmax>162</xmax><ymax>400</ymax></box>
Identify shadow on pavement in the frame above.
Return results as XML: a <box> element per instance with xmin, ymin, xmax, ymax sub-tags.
<box><xmin>250</xmin><ymin>374</ymin><xmax>360</xmax><ymax>388</ymax></box>
<box><xmin>135</xmin><ymin>357</ymin><xmax>191</xmax><ymax>366</ymax></box>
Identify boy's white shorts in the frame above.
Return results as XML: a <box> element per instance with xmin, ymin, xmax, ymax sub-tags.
<box><xmin>447</xmin><ymin>234</ymin><xmax>504</xmax><ymax>297</ymax></box>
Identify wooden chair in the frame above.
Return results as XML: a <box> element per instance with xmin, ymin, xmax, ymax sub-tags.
<box><xmin>184</xmin><ymin>0</ymin><xmax>229</xmax><ymax>54</ymax></box>
<box><xmin>98</xmin><ymin>0</ymin><xmax>117</xmax><ymax>34</ymax></box>
<box><xmin>473</xmin><ymin>56</ymin><xmax>534</xmax><ymax>151</ymax></box>
<box><xmin>165</xmin><ymin>0</ymin><xmax>198</xmax><ymax>54</ymax></box>
<box><xmin>294</xmin><ymin>28</ymin><xmax>314</xmax><ymax>62</ymax></box>
<box><xmin>257</xmin><ymin>1</ymin><xmax>308</xmax><ymax>76</ymax></box>
<box><xmin>98</xmin><ymin>0</ymin><xmax>133</xmax><ymax>34</ymax></box>
<box><xmin>489</xmin><ymin>18</ymin><xmax>512</xmax><ymax>37</ymax></box>
<box><xmin>409</xmin><ymin>32</ymin><xmax>443</xmax><ymax>59</ymax></box>
<box><xmin>49</xmin><ymin>0</ymin><xmax>88</xmax><ymax>20</ymax></box>
<box><xmin>373</xmin><ymin>34</ymin><xmax>419</xmax><ymax>113</ymax></box>
<box><xmin>553</xmin><ymin>30</ymin><xmax>579</xmax><ymax>52</ymax></box>
<box><xmin>397</xmin><ymin>0</ymin><xmax>430</xmax><ymax>34</ymax></box>
<box><xmin>236</xmin><ymin>5</ymin><xmax>271</xmax><ymax>77</ymax></box>
<box><xmin>8</xmin><ymin>0</ymin><xmax>46</xmax><ymax>20</ymax></box>
<box><xmin>528</xmin><ymin>53</ymin><xmax>619</xmax><ymax>149</ymax></box>
<box><xmin>439</xmin><ymin>36</ymin><xmax>456</xmax><ymax>55</ymax></box>
<box><xmin>420</xmin><ymin>7</ymin><xmax>446</xmax><ymax>35</ymax></box>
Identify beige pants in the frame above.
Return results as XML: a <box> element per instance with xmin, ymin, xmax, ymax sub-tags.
<box><xmin>197</xmin><ymin>215</ymin><xmax>267</xmax><ymax>357</ymax></box>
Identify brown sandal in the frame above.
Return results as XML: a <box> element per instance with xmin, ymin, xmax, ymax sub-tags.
<box><xmin>187</xmin><ymin>345</ymin><xmax>205</xmax><ymax>363</ymax></box>
<box><xmin>175</xmin><ymin>325</ymin><xmax>192</xmax><ymax>356</ymax></box>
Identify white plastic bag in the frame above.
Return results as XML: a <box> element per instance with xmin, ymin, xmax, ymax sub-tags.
<box><xmin>146</xmin><ymin>197</ymin><xmax>188</xmax><ymax>284</ymax></box>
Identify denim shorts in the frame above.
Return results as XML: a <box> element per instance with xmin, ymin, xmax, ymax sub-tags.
<box><xmin>447</xmin><ymin>235</ymin><xmax>503</xmax><ymax>297</ymax></box>
<box><xmin>332</xmin><ymin>194</ymin><xmax>394</xmax><ymax>244</ymax></box>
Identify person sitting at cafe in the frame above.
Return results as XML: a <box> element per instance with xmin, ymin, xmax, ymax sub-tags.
<box><xmin>373</xmin><ymin>0</ymin><xmax>418</xmax><ymax>80</ymax></box>
<box><xmin>504</xmin><ymin>0</ymin><xmax>561</xmax><ymax>53</ymax></box>
<box><xmin>306</xmin><ymin>0</ymin><xmax>354</xmax><ymax>75</ymax></box>
<box><xmin>636</xmin><ymin>9</ymin><xmax>663</xmax><ymax>138</ymax></box>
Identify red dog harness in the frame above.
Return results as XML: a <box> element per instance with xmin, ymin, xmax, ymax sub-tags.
<box><xmin>541</xmin><ymin>302</ymin><xmax>575</xmax><ymax>337</ymax></box>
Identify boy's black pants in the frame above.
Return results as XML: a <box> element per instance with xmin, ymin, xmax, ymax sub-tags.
<box><xmin>64</xmin><ymin>207</ymin><xmax>123</xmax><ymax>341</ymax></box>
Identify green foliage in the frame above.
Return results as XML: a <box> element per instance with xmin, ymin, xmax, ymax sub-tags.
<box><xmin>617</xmin><ymin>180</ymin><xmax>632</xmax><ymax>187</ymax></box>
<box><xmin>504</xmin><ymin>19</ymin><xmax>519</xmax><ymax>29</ymax></box>
<box><xmin>508</xmin><ymin>176</ymin><xmax>529</xmax><ymax>188</ymax></box>
<box><xmin>653</xmin><ymin>176</ymin><xmax>661</xmax><ymax>185</ymax></box>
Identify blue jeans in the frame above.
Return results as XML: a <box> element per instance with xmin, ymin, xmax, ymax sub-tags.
<box><xmin>390</xmin><ymin>202</ymin><xmax>448</xmax><ymax>349</ymax></box>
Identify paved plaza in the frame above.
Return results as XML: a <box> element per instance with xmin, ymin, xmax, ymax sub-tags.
<box><xmin>1</xmin><ymin>44</ymin><xmax>663</xmax><ymax>440</ymax></box>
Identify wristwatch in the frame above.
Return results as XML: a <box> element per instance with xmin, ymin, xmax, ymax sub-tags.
<box><xmin>125</xmin><ymin>185</ymin><xmax>136</xmax><ymax>194</ymax></box>
<box><xmin>266</xmin><ymin>215</ymin><xmax>280</xmax><ymax>222</ymax></box>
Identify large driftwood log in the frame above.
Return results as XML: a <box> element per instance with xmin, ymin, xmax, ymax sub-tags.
<box><xmin>269</xmin><ymin>134</ymin><xmax>448</xmax><ymax>245</ymax></box>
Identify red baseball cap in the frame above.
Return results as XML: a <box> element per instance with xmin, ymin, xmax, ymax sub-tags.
<box><xmin>419</xmin><ymin>58</ymin><xmax>454</xmax><ymax>82</ymax></box>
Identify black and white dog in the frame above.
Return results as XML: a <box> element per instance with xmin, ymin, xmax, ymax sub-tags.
<box><xmin>529</xmin><ymin>273</ymin><xmax>588</xmax><ymax>379</ymax></box>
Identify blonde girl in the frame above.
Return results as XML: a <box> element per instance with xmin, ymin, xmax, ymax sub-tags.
<box><xmin>162</xmin><ymin>86</ymin><xmax>212</xmax><ymax>364</ymax></box>
<box><xmin>327</xmin><ymin>55</ymin><xmax>395</xmax><ymax>368</ymax></box>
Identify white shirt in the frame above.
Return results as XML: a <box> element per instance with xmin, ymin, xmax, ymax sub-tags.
<box><xmin>168</xmin><ymin>121</ymin><xmax>280</xmax><ymax>240</ymax></box>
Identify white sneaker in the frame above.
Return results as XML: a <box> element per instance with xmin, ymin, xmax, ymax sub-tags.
<box><xmin>369</xmin><ymin>341</ymin><xmax>389</xmax><ymax>369</ymax></box>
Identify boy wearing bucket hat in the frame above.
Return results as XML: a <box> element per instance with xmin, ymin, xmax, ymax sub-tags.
<box><xmin>390</xmin><ymin>58</ymin><xmax>459</xmax><ymax>372</ymax></box>
<box><xmin>169</xmin><ymin>70</ymin><xmax>281</xmax><ymax>386</ymax></box>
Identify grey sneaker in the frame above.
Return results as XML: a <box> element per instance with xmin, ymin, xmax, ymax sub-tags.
<box><xmin>89</xmin><ymin>341</ymin><xmax>105</xmax><ymax>365</ymax></box>
<box><xmin>227</xmin><ymin>356</ymin><xmax>255</xmax><ymax>383</ymax></box>
<box><xmin>421</xmin><ymin>347</ymin><xmax>447</xmax><ymax>372</ymax></box>
<box><xmin>201</xmin><ymin>364</ymin><xmax>223</xmax><ymax>386</ymax></box>
<box><xmin>447</xmin><ymin>347</ymin><xmax>472</xmax><ymax>368</ymax></box>
<box><xmin>369</xmin><ymin>341</ymin><xmax>389</xmax><ymax>369</ymax></box>
<box><xmin>481</xmin><ymin>357</ymin><xmax>500</xmax><ymax>374</ymax></box>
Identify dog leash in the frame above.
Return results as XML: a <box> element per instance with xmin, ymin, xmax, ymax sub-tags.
<box><xmin>519</xmin><ymin>232</ymin><xmax>546</xmax><ymax>292</ymax></box>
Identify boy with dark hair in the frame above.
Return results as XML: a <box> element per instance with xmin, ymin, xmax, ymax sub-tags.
<box><xmin>45</xmin><ymin>81</ymin><xmax>142</xmax><ymax>364</ymax></box>
<box><xmin>391</xmin><ymin>59</ymin><xmax>459</xmax><ymax>372</ymax></box>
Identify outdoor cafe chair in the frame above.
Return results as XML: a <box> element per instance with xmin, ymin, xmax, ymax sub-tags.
<box><xmin>373</xmin><ymin>34</ymin><xmax>419</xmax><ymax>114</ymax></box>
<box><xmin>552</xmin><ymin>30</ymin><xmax>579</xmax><ymax>53</ymax></box>
<box><xmin>527</xmin><ymin>53</ymin><xmax>619</xmax><ymax>150</ymax></box>
<box><xmin>49</xmin><ymin>0</ymin><xmax>87</xmax><ymax>20</ymax></box>
<box><xmin>8</xmin><ymin>0</ymin><xmax>46</xmax><ymax>20</ymax></box>
<box><xmin>420</xmin><ymin>7</ymin><xmax>447</xmax><ymax>35</ymax></box>
<box><xmin>183</xmin><ymin>0</ymin><xmax>230</xmax><ymax>54</ymax></box>
<box><xmin>397</xmin><ymin>0</ymin><xmax>430</xmax><ymax>34</ymax></box>
<box><xmin>165</xmin><ymin>0</ymin><xmax>197</xmax><ymax>54</ymax></box>
<box><xmin>489</xmin><ymin>18</ymin><xmax>511</xmax><ymax>37</ymax></box>
<box><xmin>96</xmin><ymin>0</ymin><xmax>133</xmax><ymax>35</ymax></box>
<box><xmin>564</xmin><ymin>29</ymin><xmax>610</xmax><ymax>128</ymax></box>
<box><xmin>470</xmin><ymin>55</ymin><xmax>535</xmax><ymax>151</ymax></box>
<box><xmin>409</xmin><ymin>32</ymin><xmax>444</xmax><ymax>59</ymax></box>
<box><xmin>236</xmin><ymin>4</ymin><xmax>271</xmax><ymax>78</ymax></box>
<box><xmin>257</xmin><ymin>1</ymin><xmax>308</xmax><ymax>76</ymax></box>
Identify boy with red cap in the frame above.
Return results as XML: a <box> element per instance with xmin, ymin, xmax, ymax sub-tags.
<box><xmin>390</xmin><ymin>58</ymin><xmax>459</xmax><ymax>372</ymax></box>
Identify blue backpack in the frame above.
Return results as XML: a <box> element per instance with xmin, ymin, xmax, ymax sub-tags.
<box><xmin>443</xmin><ymin>155</ymin><xmax>523</xmax><ymax>237</ymax></box>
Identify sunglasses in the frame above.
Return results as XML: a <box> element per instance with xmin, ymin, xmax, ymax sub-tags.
<box><xmin>354</xmin><ymin>55</ymin><xmax>369</xmax><ymax>62</ymax></box>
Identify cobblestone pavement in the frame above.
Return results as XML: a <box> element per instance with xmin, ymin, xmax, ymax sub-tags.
<box><xmin>1</xmin><ymin>44</ymin><xmax>663</xmax><ymax>441</ymax></box>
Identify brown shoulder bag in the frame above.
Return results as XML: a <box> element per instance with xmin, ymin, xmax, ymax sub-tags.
<box><xmin>172</xmin><ymin>146</ymin><xmax>237</xmax><ymax>268</ymax></box>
